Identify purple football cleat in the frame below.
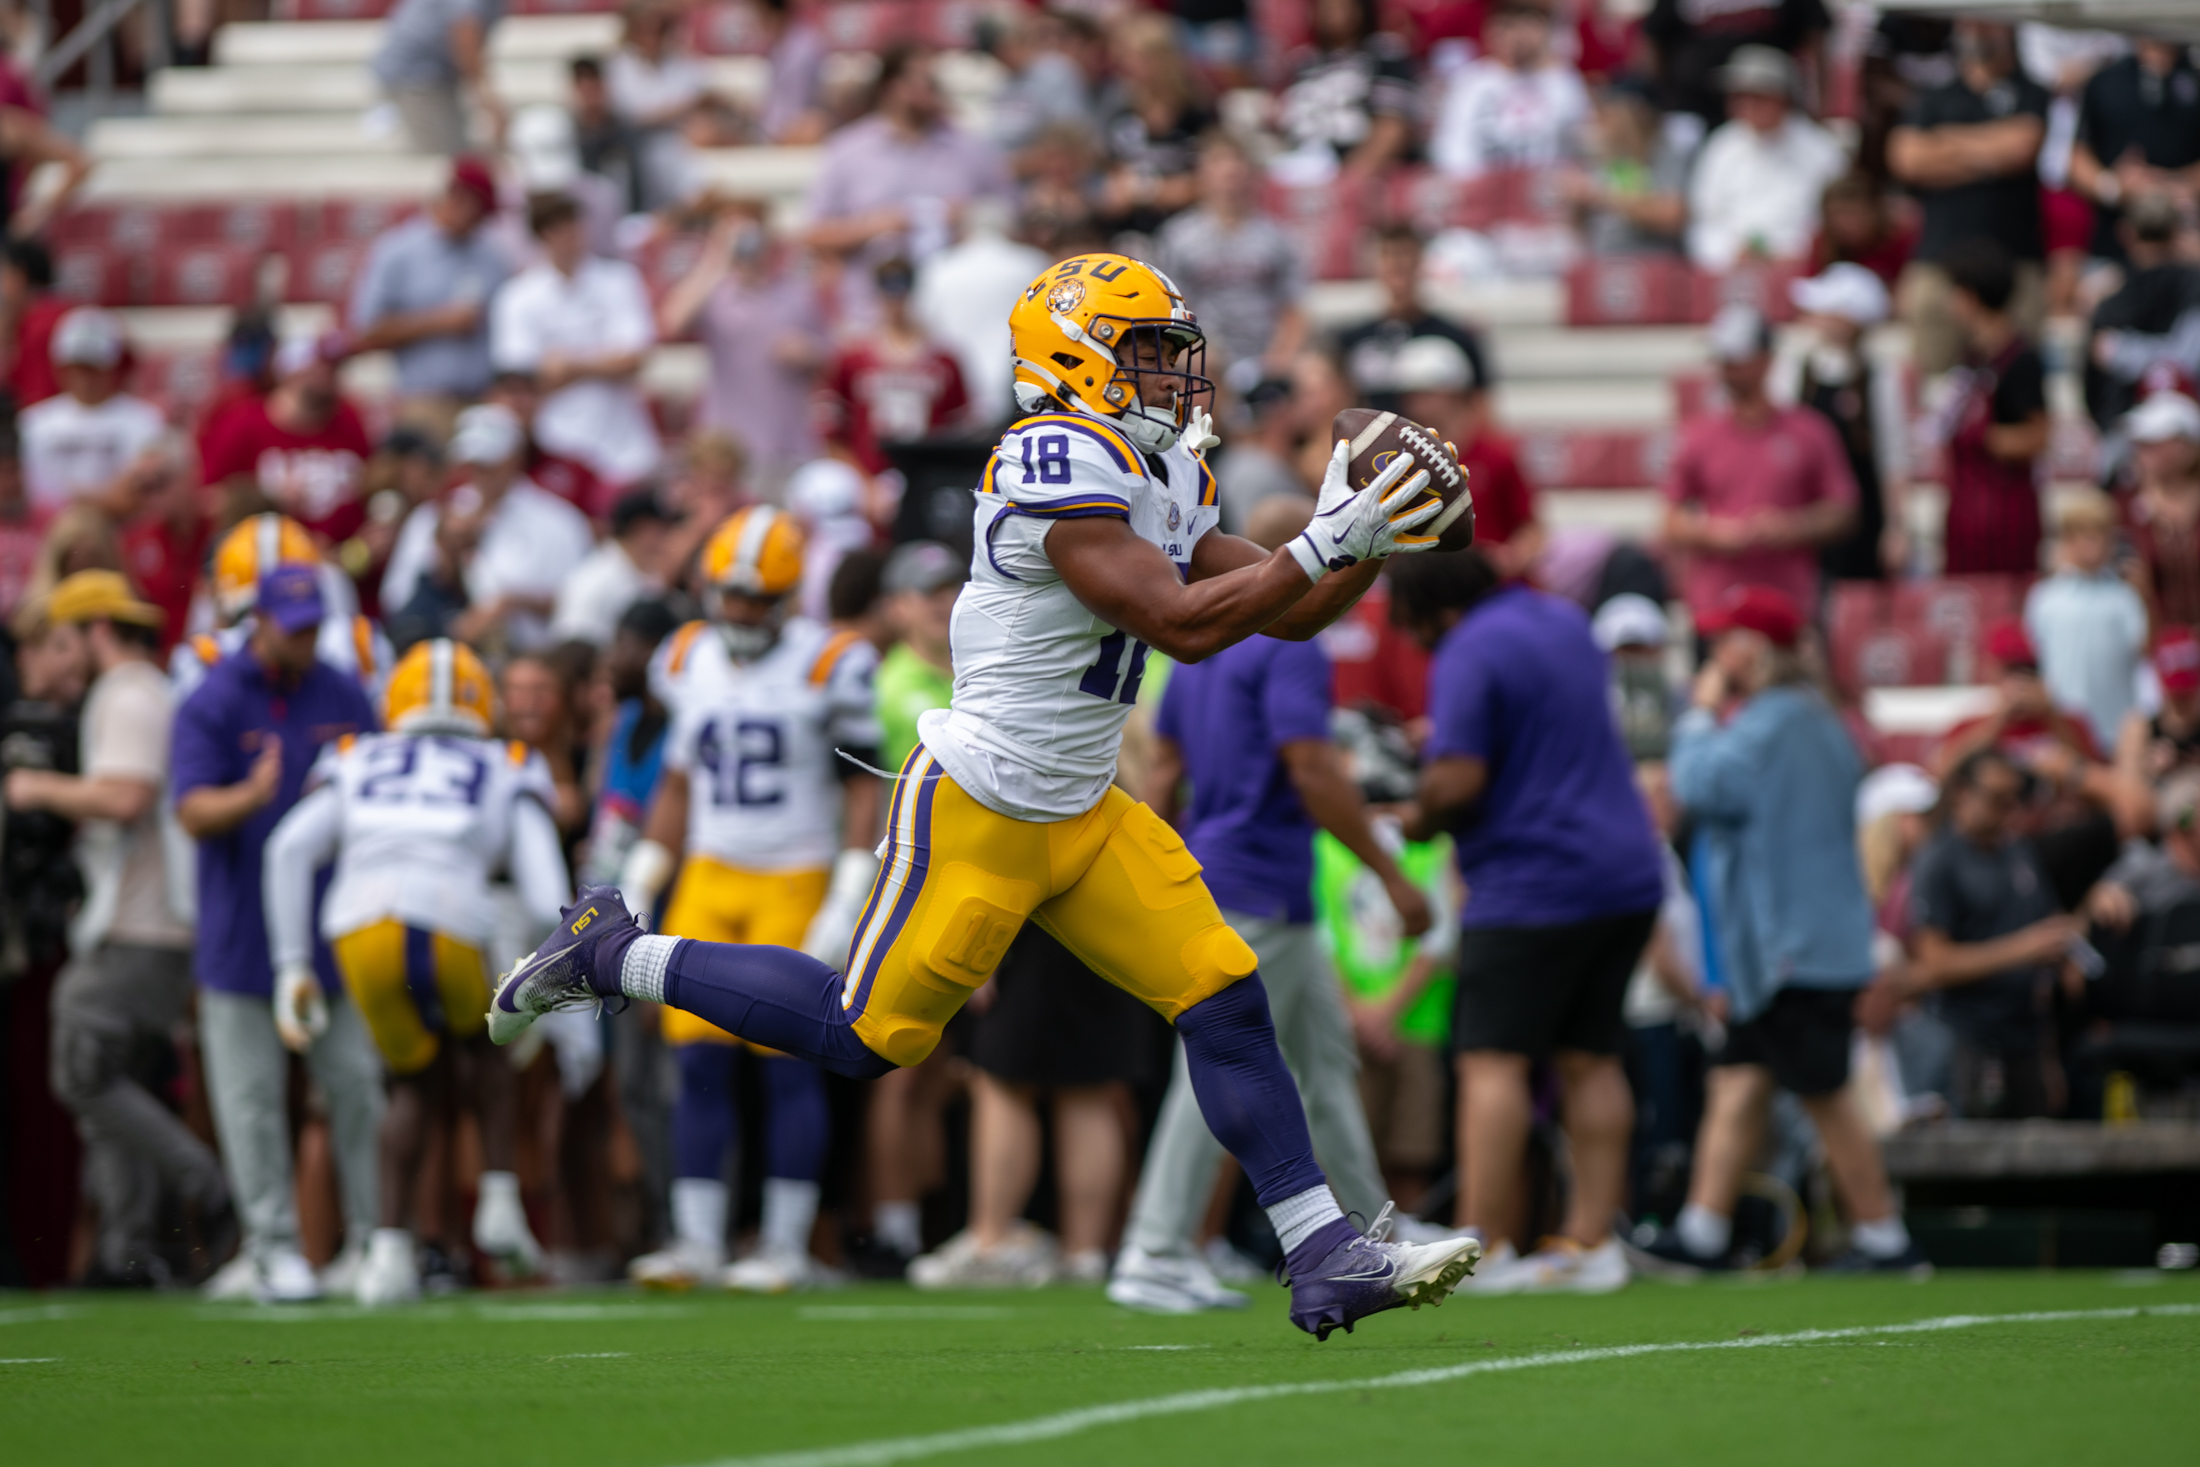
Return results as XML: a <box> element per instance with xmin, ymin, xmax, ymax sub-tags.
<box><xmin>485</xmin><ymin>886</ymin><xmax>644</xmax><ymax>1045</ymax></box>
<box><xmin>1286</xmin><ymin>1206</ymin><xmax>1482</xmax><ymax>1342</ymax></box>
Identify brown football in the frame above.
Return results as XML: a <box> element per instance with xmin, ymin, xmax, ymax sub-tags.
<box><xmin>1332</xmin><ymin>408</ymin><xmax>1475</xmax><ymax>553</ymax></box>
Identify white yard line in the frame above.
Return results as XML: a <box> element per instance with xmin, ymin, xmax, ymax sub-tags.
<box><xmin>0</xmin><ymin>1357</ymin><xmax>61</xmax><ymax>1364</ymax></box>
<box><xmin>690</xmin><ymin>1304</ymin><xmax>2200</xmax><ymax>1467</ymax></box>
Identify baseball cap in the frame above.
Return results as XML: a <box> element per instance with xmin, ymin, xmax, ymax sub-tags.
<box><xmin>257</xmin><ymin>564</ymin><xmax>326</xmax><ymax>633</ymax></box>
<box><xmin>1695</xmin><ymin>583</ymin><xmax>1803</xmax><ymax>648</ymax></box>
<box><xmin>1706</xmin><ymin>302</ymin><xmax>1773</xmax><ymax>363</ymax></box>
<box><xmin>1391</xmin><ymin>335</ymin><xmax>1475</xmax><ymax>394</ymax></box>
<box><xmin>2128</xmin><ymin>392</ymin><xmax>2200</xmax><ymax>445</ymax></box>
<box><xmin>47</xmin><ymin>569</ymin><xmax>163</xmax><ymax>628</ymax></box>
<box><xmin>450</xmin><ymin>403</ymin><xmax>524</xmax><ymax>466</ymax></box>
<box><xmin>51</xmin><ymin>307</ymin><xmax>124</xmax><ymax>370</ymax></box>
<box><xmin>1591</xmin><ymin>592</ymin><xmax>1667</xmax><ymax>652</ymax></box>
<box><xmin>1984</xmin><ymin>619</ymin><xmax>2037</xmax><ymax>671</ymax></box>
<box><xmin>449</xmin><ymin>155</ymin><xmax>499</xmax><ymax>214</ymax></box>
<box><xmin>1856</xmin><ymin>762</ymin><xmax>1939</xmax><ymax>828</ymax></box>
<box><xmin>2157</xmin><ymin>627</ymin><xmax>2200</xmax><ymax>695</ymax></box>
<box><xmin>883</xmin><ymin>540</ymin><xmax>967</xmax><ymax>596</ymax></box>
<box><xmin>1789</xmin><ymin>263</ymin><xmax>1890</xmax><ymax>326</ymax></box>
<box><xmin>1719</xmin><ymin>44</ymin><xmax>1799</xmax><ymax>100</ymax></box>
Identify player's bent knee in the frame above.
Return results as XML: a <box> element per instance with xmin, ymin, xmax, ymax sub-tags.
<box><xmin>1159</xmin><ymin>922</ymin><xmax>1259</xmax><ymax>1023</ymax></box>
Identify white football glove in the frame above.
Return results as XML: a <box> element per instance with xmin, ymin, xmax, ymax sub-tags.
<box><xmin>273</xmin><ymin>964</ymin><xmax>328</xmax><ymax>1053</ymax></box>
<box><xmin>1183</xmin><ymin>405</ymin><xmax>1221</xmax><ymax>456</ymax></box>
<box><xmin>617</xmin><ymin>838</ymin><xmax>675</xmax><ymax>924</ymax></box>
<box><xmin>1286</xmin><ymin>441</ymin><xmax>1441</xmax><ymax>582</ymax></box>
<box><xmin>801</xmin><ymin>847</ymin><xmax>882</xmax><ymax>970</ymax></box>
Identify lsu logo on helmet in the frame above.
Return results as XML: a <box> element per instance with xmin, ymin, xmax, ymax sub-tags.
<box><xmin>384</xmin><ymin>638</ymin><xmax>496</xmax><ymax>737</ymax></box>
<box><xmin>1008</xmin><ymin>253</ymin><xmax>1213</xmax><ymax>455</ymax></box>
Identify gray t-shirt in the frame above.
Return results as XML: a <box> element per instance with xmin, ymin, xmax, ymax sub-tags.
<box><xmin>1153</xmin><ymin>208</ymin><xmax>1306</xmax><ymax>370</ymax></box>
<box><xmin>374</xmin><ymin>0</ymin><xmax>502</xmax><ymax>90</ymax></box>
<box><xmin>348</xmin><ymin>215</ymin><xmax>512</xmax><ymax>397</ymax></box>
<box><xmin>1908</xmin><ymin>829</ymin><xmax>2059</xmax><ymax>1044</ymax></box>
<box><xmin>1213</xmin><ymin>443</ymin><xmax>1305</xmax><ymax>537</ymax></box>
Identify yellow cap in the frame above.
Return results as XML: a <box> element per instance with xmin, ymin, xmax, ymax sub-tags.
<box><xmin>48</xmin><ymin>570</ymin><xmax>163</xmax><ymax>628</ymax></box>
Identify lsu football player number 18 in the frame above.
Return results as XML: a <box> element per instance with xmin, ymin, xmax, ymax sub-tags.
<box><xmin>265</xmin><ymin>640</ymin><xmax>571</xmax><ymax>1306</ymax></box>
<box><xmin>492</xmin><ymin>253</ymin><xmax>1480</xmax><ymax>1339</ymax></box>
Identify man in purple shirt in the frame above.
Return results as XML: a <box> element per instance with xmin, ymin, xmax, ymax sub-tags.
<box><xmin>801</xmin><ymin>44</ymin><xmax>1012</xmax><ymax>323</ymax></box>
<box><xmin>1111</xmin><ymin>498</ymin><xmax>1454</xmax><ymax>1315</ymax></box>
<box><xmin>171</xmin><ymin>566</ymin><xmax>383</xmax><ymax>1303</ymax></box>
<box><xmin>1395</xmin><ymin>548</ymin><xmax>1665</xmax><ymax>1296</ymax></box>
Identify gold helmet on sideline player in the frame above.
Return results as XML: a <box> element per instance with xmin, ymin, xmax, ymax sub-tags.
<box><xmin>700</xmin><ymin>505</ymin><xmax>806</xmax><ymax>661</ymax></box>
<box><xmin>1008</xmin><ymin>253</ymin><xmax>1213</xmax><ymax>455</ymax></box>
<box><xmin>383</xmin><ymin>637</ymin><xmax>496</xmax><ymax>737</ymax></box>
<box><xmin>212</xmin><ymin>512</ymin><xmax>319</xmax><ymax>621</ymax></box>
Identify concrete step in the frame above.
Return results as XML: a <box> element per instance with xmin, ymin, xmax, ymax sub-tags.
<box><xmin>211</xmin><ymin>15</ymin><xmax>619</xmax><ymax>66</ymax></box>
<box><xmin>151</xmin><ymin>49</ymin><xmax>998</xmax><ymax>115</ymax></box>
<box><xmin>1488</xmin><ymin>326</ymin><xmax>1704</xmax><ymax>382</ymax></box>
<box><xmin>1491</xmin><ymin>378</ymin><xmax>1670</xmax><ymax>429</ymax></box>
<box><xmin>1304</xmin><ymin>278</ymin><xmax>1562</xmax><ymax>332</ymax></box>
<box><xmin>88</xmin><ymin>113</ymin><xmax>410</xmax><ymax>160</ymax></box>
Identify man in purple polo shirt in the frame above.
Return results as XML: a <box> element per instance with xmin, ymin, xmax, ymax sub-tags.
<box><xmin>1394</xmin><ymin>548</ymin><xmax>1665</xmax><ymax>1296</ymax></box>
<box><xmin>172</xmin><ymin>565</ymin><xmax>383</xmax><ymax>1303</ymax></box>
<box><xmin>1110</xmin><ymin>498</ymin><xmax>1453</xmax><ymax>1315</ymax></box>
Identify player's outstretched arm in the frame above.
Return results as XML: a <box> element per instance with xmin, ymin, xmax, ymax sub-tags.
<box><xmin>1186</xmin><ymin>529</ymin><xmax>1385</xmax><ymax>641</ymax></box>
<box><xmin>1049</xmin><ymin>516</ymin><xmax>1336</xmax><ymax>664</ymax></box>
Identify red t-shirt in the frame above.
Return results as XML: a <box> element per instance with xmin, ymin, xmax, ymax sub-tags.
<box><xmin>199</xmin><ymin>396</ymin><xmax>374</xmax><ymax>544</ymax></box>
<box><xmin>8</xmin><ymin>296</ymin><xmax>69</xmax><ymax>408</ymax></box>
<box><xmin>817</xmin><ymin>342</ymin><xmax>968</xmax><ymax>476</ymax></box>
<box><xmin>0</xmin><ymin>515</ymin><xmax>41</xmax><ymax>626</ymax></box>
<box><xmin>121</xmin><ymin>512</ymin><xmax>212</xmax><ymax>655</ymax></box>
<box><xmin>1660</xmin><ymin>406</ymin><xmax>1858</xmax><ymax>622</ymax></box>
<box><xmin>1457</xmin><ymin>431</ymin><xmax>1535</xmax><ymax>548</ymax></box>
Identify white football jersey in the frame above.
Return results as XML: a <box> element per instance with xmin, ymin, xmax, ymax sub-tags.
<box><xmin>275</xmin><ymin>733</ymin><xmax>565</xmax><ymax>956</ymax></box>
<box><xmin>656</xmin><ymin>616</ymin><xmax>881</xmax><ymax>872</ymax></box>
<box><xmin>919</xmin><ymin>412</ymin><xmax>1222</xmax><ymax>821</ymax></box>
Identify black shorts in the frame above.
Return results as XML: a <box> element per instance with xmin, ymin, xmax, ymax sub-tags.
<box><xmin>1710</xmin><ymin>985</ymin><xmax>1859</xmax><ymax>1097</ymax></box>
<box><xmin>1451</xmin><ymin>909</ymin><xmax>1658</xmax><ymax>1059</ymax></box>
<box><xmin>966</xmin><ymin>925</ymin><xmax>1169</xmax><ymax>1089</ymax></box>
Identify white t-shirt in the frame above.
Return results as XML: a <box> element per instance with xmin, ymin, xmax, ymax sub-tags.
<box><xmin>919</xmin><ymin>413</ymin><xmax>1221</xmax><ymax>822</ymax></box>
<box><xmin>383</xmin><ymin>479</ymin><xmax>596</xmax><ymax>650</ymax></box>
<box><xmin>1429</xmin><ymin>60</ymin><xmax>1591</xmax><ymax>178</ymax></box>
<box><xmin>489</xmin><ymin>258</ymin><xmax>662</xmax><ymax>485</ymax></box>
<box><xmin>74</xmin><ymin>658</ymin><xmax>191</xmax><ymax>952</ymax></box>
<box><xmin>548</xmin><ymin>539</ymin><xmax>658</xmax><ymax>647</ymax></box>
<box><xmin>651</xmin><ymin>617</ymin><xmax>881</xmax><ymax>872</ymax></box>
<box><xmin>912</xmin><ymin>232</ymin><xmax>1049</xmax><ymax>424</ymax></box>
<box><xmin>1686</xmin><ymin>115</ymin><xmax>1850</xmax><ymax>271</ymax></box>
<box><xmin>21</xmin><ymin>393</ymin><xmax>167</xmax><ymax>512</ymax></box>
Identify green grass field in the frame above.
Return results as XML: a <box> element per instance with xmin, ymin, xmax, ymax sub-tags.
<box><xmin>5</xmin><ymin>1271</ymin><xmax>2197</xmax><ymax>1466</ymax></box>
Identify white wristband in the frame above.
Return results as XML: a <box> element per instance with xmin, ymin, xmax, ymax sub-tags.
<box><xmin>1286</xmin><ymin>534</ymin><xmax>1328</xmax><ymax>583</ymax></box>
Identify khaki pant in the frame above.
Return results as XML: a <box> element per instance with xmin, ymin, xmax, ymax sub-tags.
<box><xmin>387</xmin><ymin>83</ymin><xmax>469</xmax><ymax>156</ymax></box>
<box><xmin>1897</xmin><ymin>259</ymin><xmax>2047</xmax><ymax>378</ymax></box>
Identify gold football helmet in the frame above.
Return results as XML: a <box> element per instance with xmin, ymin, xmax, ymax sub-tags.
<box><xmin>1008</xmin><ymin>253</ymin><xmax>1211</xmax><ymax>454</ymax></box>
<box><xmin>212</xmin><ymin>513</ymin><xmax>319</xmax><ymax>621</ymax></box>
<box><xmin>383</xmin><ymin>638</ymin><xmax>495</xmax><ymax>737</ymax></box>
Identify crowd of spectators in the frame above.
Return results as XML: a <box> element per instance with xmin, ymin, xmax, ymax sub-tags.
<box><xmin>0</xmin><ymin>0</ymin><xmax>2198</xmax><ymax>1295</ymax></box>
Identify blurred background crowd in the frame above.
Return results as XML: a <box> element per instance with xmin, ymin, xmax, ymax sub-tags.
<box><xmin>0</xmin><ymin>0</ymin><xmax>2197</xmax><ymax>1297</ymax></box>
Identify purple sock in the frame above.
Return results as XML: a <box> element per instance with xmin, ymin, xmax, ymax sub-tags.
<box><xmin>656</xmin><ymin>939</ymin><xmax>895</xmax><ymax>1080</ymax></box>
<box><xmin>761</xmin><ymin>1055</ymin><xmax>829</xmax><ymax>1183</ymax></box>
<box><xmin>672</xmin><ymin>1044</ymin><xmax>737</xmax><ymax>1180</ymax></box>
<box><xmin>1174</xmin><ymin>976</ymin><xmax>1328</xmax><ymax>1206</ymax></box>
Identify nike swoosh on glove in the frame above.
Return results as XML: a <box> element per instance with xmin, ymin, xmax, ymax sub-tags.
<box><xmin>1286</xmin><ymin>441</ymin><xmax>1440</xmax><ymax>581</ymax></box>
